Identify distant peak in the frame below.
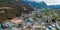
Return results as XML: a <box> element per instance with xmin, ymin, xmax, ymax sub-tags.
<box><xmin>39</xmin><ymin>1</ymin><xmax>46</xmax><ymax>4</ymax></box>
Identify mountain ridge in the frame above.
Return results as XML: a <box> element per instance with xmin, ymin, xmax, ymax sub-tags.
<box><xmin>23</xmin><ymin>0</ymin><xmax>60</xmax><ymax>9</ymax></box>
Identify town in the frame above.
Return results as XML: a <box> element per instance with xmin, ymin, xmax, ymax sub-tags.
<box><xmin>0</xmin><ymin>0</ymin><xmax>60</xmax><ymax>30</ymax></box>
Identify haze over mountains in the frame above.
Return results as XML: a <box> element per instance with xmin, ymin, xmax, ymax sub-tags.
<box><xmin>23</xmin><ymin>0</ymin><xmax>60</xmax><ymax>9</ymax></box>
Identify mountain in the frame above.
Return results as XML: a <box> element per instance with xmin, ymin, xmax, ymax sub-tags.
<box><xmin>48</xmin><ymin>5</ymin><xmax>60</xmax><ymax>9</ymax></box>
<box><xmin>38</xmin><ymin>1</ymin><xmax>47</xmax><ymax>8</ymax></box>
<box><xmin>23</xmin><ymin>1</ymin><xmax>48</xmax><ymax>8</ymax></box>
<box><xmin>23</xmin><ymin>0</ymin><xmax>60</xmax><ymax>9</ymax></box>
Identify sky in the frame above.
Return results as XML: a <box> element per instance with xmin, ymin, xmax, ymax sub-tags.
<box><xmin>28</xmin><ymin>0</ymin><xmax>60</xmax><ymax>5</ymax></box>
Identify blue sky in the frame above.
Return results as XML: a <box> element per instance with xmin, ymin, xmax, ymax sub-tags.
<box><xmin>28</xmin><ymin>0</ymin><xmax>60</xmax><ymax>5</ymax></box>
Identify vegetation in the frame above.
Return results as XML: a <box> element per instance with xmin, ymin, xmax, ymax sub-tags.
<box><xmin>41</xmin><ymin>10</ymin><xmax>60</xmax><ymax>19</ymax></box>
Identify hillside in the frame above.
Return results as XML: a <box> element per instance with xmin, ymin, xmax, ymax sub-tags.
<box><xmin>0</xmin><ymin>0</ymin><xmax>34</xmax><ymax>23</ymax></box>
